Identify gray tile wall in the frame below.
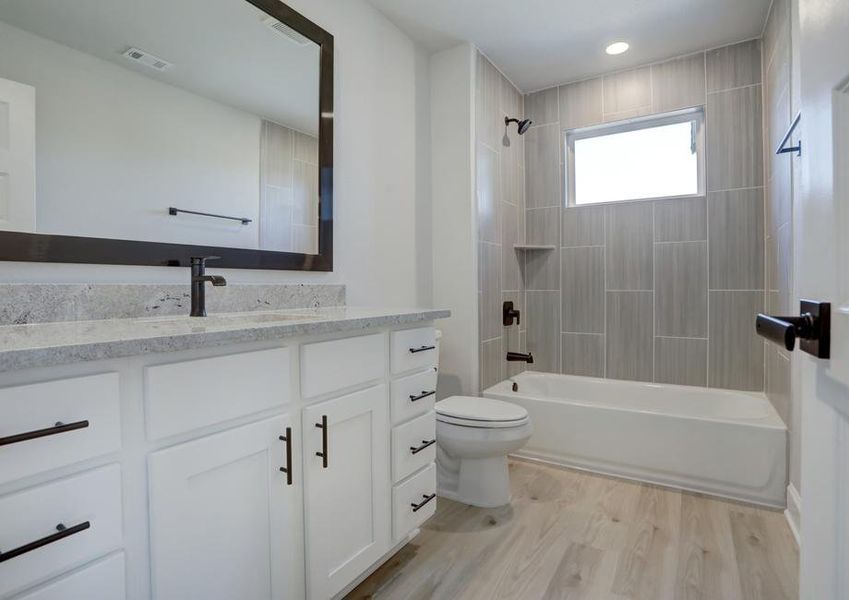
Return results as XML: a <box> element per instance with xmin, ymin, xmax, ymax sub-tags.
<box><xmin>521</xmin><ymin>41</ymin><xmax>766</xmax><ymax>392</ymax></box>
<box><xmin>476</xmin><ymin>52</ymin><xmax>527</xmax><ymax>390</ymax></box>
<box><xmin>763</xmin><ymin>0</ymin><xmax>799</xmax><ymax>491</ymax></box>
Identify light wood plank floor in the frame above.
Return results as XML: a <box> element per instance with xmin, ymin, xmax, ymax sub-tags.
<box><xmin>346</xmin><ymin>460</ymin><xmax>798</xmax><ymax>600</ymax></box>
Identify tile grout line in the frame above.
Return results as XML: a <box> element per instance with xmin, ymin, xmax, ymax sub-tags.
<box><xmin>652</xmin><ymin>201</ymin><xmax>657</xmax><ymax>383</ymax></box>
<box><xmin>705</xmin><ymin>51</ymin><xmax>711</xmax><ymax>387</ymax></box>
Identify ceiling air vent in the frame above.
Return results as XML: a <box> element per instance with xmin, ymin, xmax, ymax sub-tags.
<box><xmin>121</xmin><ymin>47</ymin><xmax>173</xmax><ymax>72</ymax></box>
<box><xmin>263</xmin><ymin>16</ymin><xmax>311</xmax><ymax>46</ymax></box>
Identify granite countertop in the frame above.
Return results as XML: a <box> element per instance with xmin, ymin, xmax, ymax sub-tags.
<box><xmin>0</xmin><ymin>307</ymin><xmax>450</xmax><ymax>373</ymax></box>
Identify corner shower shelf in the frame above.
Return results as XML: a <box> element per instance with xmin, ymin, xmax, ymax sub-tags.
<box><xmin>513</xmin><ymin>244</ymin><xmax>556</xmax><ymax>251</ymax></box>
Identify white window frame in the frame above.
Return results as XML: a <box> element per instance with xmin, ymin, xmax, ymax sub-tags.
<box><xmin>564</xmin><ymin>107</ymin><xmax>706</xmax><ymax>207</ymax></box>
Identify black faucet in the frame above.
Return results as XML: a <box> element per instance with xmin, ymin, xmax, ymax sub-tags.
<box><xmin>506</xmin><ymin>351</ymin><xmax>534</xmax><ymax>364</ymax></box>
<box><xmin>190</xmin><ymin>256</ymin><xmax>227</xmax><ymax>317</ymax></box>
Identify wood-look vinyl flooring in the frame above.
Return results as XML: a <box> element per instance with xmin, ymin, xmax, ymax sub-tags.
<box><xmin>346</xmin><ymin>460</ymin><xmax>798</xmax><ymax>600</ymax></box>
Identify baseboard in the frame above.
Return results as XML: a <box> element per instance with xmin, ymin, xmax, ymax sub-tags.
<box><xmin>784</xmin><ymin>483</ymin><xmax>801</xmax><ymax>547</ymax></box>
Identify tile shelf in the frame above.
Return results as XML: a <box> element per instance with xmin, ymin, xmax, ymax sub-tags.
<box><xmin>513</xmin><ymin>244</ymin><xmax>556</xmax><ymax>251</ymax></box>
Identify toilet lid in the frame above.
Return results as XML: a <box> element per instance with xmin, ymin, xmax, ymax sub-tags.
<box><xmin>435</xmin><ymin>396</ymin><xmax>528</xmax><ymax>425</ymax></box>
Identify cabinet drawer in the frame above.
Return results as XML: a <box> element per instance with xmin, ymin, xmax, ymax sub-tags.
<box><xmin>15</xmin><ymin>553</ymin><xmax>125</xmax><ymax>600</ymax></box>
<box><xmin>300</xmin><ymin>333</ymin><xmax>385</xmax><ymax>398</ymax></box>
<box><xmin>145</xmin><ymin>348</ymin><xmax>290</xmax><ymax>440</ymax></box>
<box><xmin>0</xmin><ymin>465</ymin><xmax>123</xmax><ymax>598</ymax></box>
<box><xmin>391</xmin><ymin>411</ymin><xmax>436</xmax><ymax>483</ymax></box>
<box><xmin>390</xmin><ymin>327</ymin><xmax>437</xmax><ymax>374</ymax></box>
<box><xmin>390</xmin><ymin>368</ymin><xmax>437</xmax><ymax>425</ymax></box>
<box><xmin>0</xmin><ymin>373</ymin><xmax>121</xmax><ymax>487</ymax></box>
<box><xmin>392</xmin><ymin>463</ymin><xmax>436</xmax><ymax>542</ymax></box>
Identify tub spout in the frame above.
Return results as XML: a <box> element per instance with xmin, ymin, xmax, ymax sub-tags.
<box><xmin>506</xmin><ymin>351</ymin><xmax>533</xmax><ymax>364</ymax></box>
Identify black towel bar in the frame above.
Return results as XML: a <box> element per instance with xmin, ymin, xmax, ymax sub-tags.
<box><xmin>169</xmin><ymin>207</ymin><xmax>252</xmax><ymax>225</ymax></box>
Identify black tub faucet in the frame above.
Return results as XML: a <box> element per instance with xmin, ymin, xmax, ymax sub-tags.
<box><xmin>506</xmin><ymin>351</ymin><xmax>534</xmax><ymax>364</ymax></box>
<box><xmin>190</xmin><ymin>256</ymin><xmax>227</xmax><ymax>317</ymax></box>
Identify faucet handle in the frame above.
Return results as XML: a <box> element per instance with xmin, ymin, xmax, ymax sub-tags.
<box><xmin>190</xmin><ymin>255</ymin><xmax>221</xmax><ymax>266</ymax></box>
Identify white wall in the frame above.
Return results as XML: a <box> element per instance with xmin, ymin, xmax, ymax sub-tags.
<box><xmin>0</xmin><ymin>0</ymin><xmax>434</xmax><ymax>309</ymax></box>
<box><xmin>431</xmin><ymin>43</ymin><xmax>478</xmax><ymax>398</ymax></box>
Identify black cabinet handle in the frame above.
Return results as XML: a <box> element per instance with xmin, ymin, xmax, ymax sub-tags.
<box><xmin>315</xmin><ymin>416</ymin><xmax>328</xmax><ymax>469</ymax></box>
<box><xmin>0</xmin><ymin>420</ymin><xmax>89</xmax><ymax>447</ymax></box>
<box><xmin>278</xmin><ymin>427</ymin><xmax>293</xmax><ymax>485</ymax></box>
<box><xmin>409</xmin><ymin>345</ymin><xmax>436</xmax><ymax>354</ymax></box>
<box><xmin>410</xmin><ymin>439</ymin><xmax>436</xmax><ymax>455</ymax></box>
<box><xmin>411</xmin><ymin>493</ymin><xmax>436</xmax><ymax>513</ymax></box>
<box><xmin>0</xmin><ymin>521</ymin><xmax>90</xmax><ymax>563</ymax></box>
<box><xmin>409</xmin><ymin>390</ymin><xmax>436</xmax><ymax>402</ymax></box>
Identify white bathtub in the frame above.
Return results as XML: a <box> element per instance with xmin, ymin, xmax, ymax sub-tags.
<box><xmin>484</xmin><ymin>371</ymin><xmax>787</xmax><ymax>507</ymax></box>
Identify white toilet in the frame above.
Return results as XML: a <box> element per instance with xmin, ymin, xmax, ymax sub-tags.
<box><xmin>435</xmin><ymin>395</ymin><xmax>532</xmax><ymax>508</ymax></box>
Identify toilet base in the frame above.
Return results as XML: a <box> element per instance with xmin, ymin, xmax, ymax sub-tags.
<box><xmin>437</xmin><ymin>451</ymin><xmax>512</xmax><ymax>508</ymax></box>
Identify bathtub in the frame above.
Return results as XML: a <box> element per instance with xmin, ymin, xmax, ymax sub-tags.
<box><xmin>484</xmin><ymin>371</ymin><xmax>787</xmax><ymax>507</ymax></box>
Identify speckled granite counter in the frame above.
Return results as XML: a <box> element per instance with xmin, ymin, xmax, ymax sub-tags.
<box><xmin>0</xmin><ymin>307</ymin><xmax>450</xmax><ymax>372</ymax></box>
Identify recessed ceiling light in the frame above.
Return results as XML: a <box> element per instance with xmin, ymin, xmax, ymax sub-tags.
<box><xmin>605</xmin><ymin>42</ymin><xmax>630</xmax><ymax>56</ymax></box>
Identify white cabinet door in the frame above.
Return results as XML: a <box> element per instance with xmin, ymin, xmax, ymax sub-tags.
<box><xmin>148</xmin><ymin>415</ymin><xmax>303</xmax><ymax>600</ymax></box>
<box><xmin>302</xmin><ymin>385</ymin><xmax>390</xmax><ymax>599</ymax></box>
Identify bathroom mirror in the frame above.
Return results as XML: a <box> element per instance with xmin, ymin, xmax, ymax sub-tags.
<box><xmin>0</xmin><ymin>0</ymin><xmax>333</xmax><ymax>270</ymax></box>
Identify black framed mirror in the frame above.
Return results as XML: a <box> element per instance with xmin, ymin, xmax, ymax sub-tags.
<box><xmin>0</xmin><ymin>0</ymin><xmax>333</xmax><ymax>271</ymax></box>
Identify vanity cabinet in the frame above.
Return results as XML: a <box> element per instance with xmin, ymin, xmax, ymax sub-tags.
<box><xmin>148</xmin><ymin>414</ymin><xmax>302</xmax><ymax>600</ymax></box>
<box><xmin>0</xmin><ymin>321</ymin><xmax>440</xmax><ymax>600</ymax></box>
<box><xmin>302</xmin><ymin>386</ymin><xmax>390</xmax><ymax>599</ymax></box>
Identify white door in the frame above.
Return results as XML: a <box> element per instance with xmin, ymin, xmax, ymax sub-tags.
<box><xmin>302</xmin><ymin>385</ymin><xmax>391</xmax><ymax>599</ymax></box>
<box><xmin>797</xmin><ymin>1</ymin><xmax>849</xmax><ymax>598</ymax></box>
<box><xmin>0</xmin><ymin>77</ymin><xmax>35</xmax><ymax>232</ymax></box>
<box><xmin>148</xmin><ymin>415</ymin><xmax>304</xmax><ymax>600</ymax></box>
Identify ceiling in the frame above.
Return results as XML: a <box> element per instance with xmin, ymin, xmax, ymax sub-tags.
<box><xmin>366</xmin><ymin>0</ymin><xmax>772</xmax><ymax>92</ymax></box>
<box><xmin>0</xmin><ymin>0</ymin><xmax>320</xmax><ymax>135</ymax></box>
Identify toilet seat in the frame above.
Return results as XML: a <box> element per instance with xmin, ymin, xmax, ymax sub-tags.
<box><xmin>435</xmin><ymin>396</ymin><xmax>529</xmax><ymax>429</ymax></box>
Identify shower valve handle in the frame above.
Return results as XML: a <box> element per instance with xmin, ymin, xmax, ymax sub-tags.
<box><xmin>503</xmin><ymin>301</ymin><xmax>521</xmax><ymax>326</ymax></box>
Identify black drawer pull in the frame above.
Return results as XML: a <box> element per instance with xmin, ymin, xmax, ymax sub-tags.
<box><xmin>279</xmin><ymin>427</ymin><xmax>293</xmax><ymax>485</ymax></box>
<box><xmin>315</xmin><ymin>416</ymin><xmax>328</xmax><ymax>469</ymax></box>
<box><xmin>411</xmin><ymin>493</ymin><xmax>436</xmax><ymax>513</ymax></box>
<box><xmin>410</xmin><ymin>439</ymin><xmax>436</xmax><ymax>455</ymax></box>
<box><xmin>0</xmin><ymin>521</ymin><xmax>90</xmax><ymax>563</ymax></box>
<box><xmin>409</xmin><ymin>345</ymin><xmax>436</xmax><ymax>354</ymax></box>
<box><xmin>0</xmin><ymin>420</ymin><xmax>90</xmax><ymax>448</ymax></box>
<box><xmin>409</xmin><ymin>390</ymin><xmax>436</xmax><ymax>402</ymax></box>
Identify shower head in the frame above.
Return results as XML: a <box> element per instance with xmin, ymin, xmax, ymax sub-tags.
<box><xmin>505</xmin><ymin>116</ymin><xmax>533</xmax><ymax>135</ymax></box>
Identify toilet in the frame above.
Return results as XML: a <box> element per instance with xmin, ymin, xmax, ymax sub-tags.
<box><xmin>435</xmin><ymin>395</ymin><xmax>532</xmax><ymax>508</ymax></box>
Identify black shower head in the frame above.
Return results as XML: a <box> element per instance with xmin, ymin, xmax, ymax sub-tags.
<box><xmin>505</xmin><ymin>116</ymin><xmax>533</xmax><ymax>135</ymax></box>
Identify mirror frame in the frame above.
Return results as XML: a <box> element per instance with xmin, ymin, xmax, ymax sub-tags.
<box><xmin>0</xmin><ymin>0</ymin><xmax>334</xmax><ymax>271</ymax></box>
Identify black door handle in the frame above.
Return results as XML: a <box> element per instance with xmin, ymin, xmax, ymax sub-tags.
<box><xmin>279</xmin><ymin>427</ymin><xmax>293</xmax><ymax>485</ymax></box>
<box><xmin>315</xmin><ymin>416</ymin><xmax>328</xmax><ymax>469</ymax></box>
<box><xmin>756</xmin><ymin>300</ymin><xmax>830</xmax><ymax>359</ymax></box>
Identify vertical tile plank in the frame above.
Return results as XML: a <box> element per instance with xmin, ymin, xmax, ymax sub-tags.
<box><xmin>606</xmin><ymin>291</ymin><xmax>654</xmax><ymax>382</ymax></box>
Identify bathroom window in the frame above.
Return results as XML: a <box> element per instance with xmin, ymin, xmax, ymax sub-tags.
<box><xmin>565</xmin><ymin>108</ymin><xmax>705</xmax><ymax>206</ymax></box>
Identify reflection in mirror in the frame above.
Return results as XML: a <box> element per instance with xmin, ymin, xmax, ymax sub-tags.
<box><xmin>0</xmin><ymin>0</ymin><xmax>321</xmax><ymax>255</ymax></box>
